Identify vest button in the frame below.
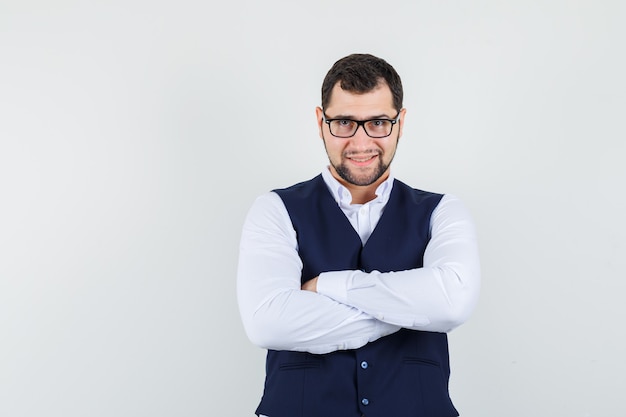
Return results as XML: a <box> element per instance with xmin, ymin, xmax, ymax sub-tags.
<box><xmin>361</xmin><ymin>398</ymin><xmax>369</xmax><ymax>406</ymax></box>
<box><xmin>360</xmin><ymin>361</ymin><xmax>369</xmax><ymax>369</ymax></box>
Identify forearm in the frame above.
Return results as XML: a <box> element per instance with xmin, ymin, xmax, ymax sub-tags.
<box><xmin>237</xmin><ymin>273</ymin><xmax>400</xmax><ymax>354</ymax></box>
<box><xmin>316</xmin><ymin>265</ymin><xmax>478</xmax><ymax>332</ymax></box>
<box><xmin>236</xmin><ymin>193</ymin><xmax>400</xmax><ymax>354</ymax></box>
<box><xmin>315</xmin><ymin>194</ymin><xmax>481</xmax><ymax>332</ymax></box>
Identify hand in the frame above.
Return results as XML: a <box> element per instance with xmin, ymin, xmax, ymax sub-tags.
<box><xmin>301</xmin><ymin>276</ymin><xmax>318</xmax><ymax>292</ymax></box>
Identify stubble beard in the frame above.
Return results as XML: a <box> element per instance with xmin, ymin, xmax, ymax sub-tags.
<box><xmin>322</xmin><ymin>133</ymin><xmax>399</xmax><ymax>187</ymax></box>
<box><xmin>332</xmin><ymin>151</ymin><xmax>390</xmax><ymax>186</ymax></box>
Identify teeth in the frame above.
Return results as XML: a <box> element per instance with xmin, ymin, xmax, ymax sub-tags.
<box><xmin>349</xmin><ymin>155</ymin><xmax>375</xmax><ymax>162</ymax></box>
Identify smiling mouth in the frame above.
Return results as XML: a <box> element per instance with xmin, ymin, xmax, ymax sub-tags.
<box><xmin>347</xmin><ymin>154</ymin><xmax>378</xmax><ymax>164</ymax></box>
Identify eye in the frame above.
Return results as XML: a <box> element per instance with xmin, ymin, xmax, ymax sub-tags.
<box><xmin>366</xmin><ymin>120</ymin><xmax>390</xmax><ymax>129</ymax></box>
<box><xmin>337</xmin><ymin>119</ymin><xmax>353</xmax><ymax>127</ymax></box>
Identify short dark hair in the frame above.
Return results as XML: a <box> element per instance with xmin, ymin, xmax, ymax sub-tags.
<box><xmin>321</xmin><ymin>53</ymin><xmax>403</xmax><ymax>112</ymax></box>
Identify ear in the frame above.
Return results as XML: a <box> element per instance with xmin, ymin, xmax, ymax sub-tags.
<box><xmin>396</xmin><ymin>108</ymin><xmax>407</xmax><ymax>140</ymax></box>
<box><xmin>315</xmin><ymin>107</ymin><xmax>325</xmax><ymax>139</ymax></box>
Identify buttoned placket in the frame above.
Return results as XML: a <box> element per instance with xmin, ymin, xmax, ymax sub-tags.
<box><xmin>356</xmin><ymin>350</ymin><xmax>373</xmax><ymax>415</ymax></box>
<box><xmin>356</xmin><ymin>203</ymin><xmax>372</xmax><ymax>244</ymax></box>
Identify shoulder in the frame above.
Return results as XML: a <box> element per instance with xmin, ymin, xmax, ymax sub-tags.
<box><xmin>273</xmin><ymin>175</ymin><xmax>324</xmax><ymax>199</ymax></box>
<box><xmin>430</xmin><ymin>193</ymin><xmax>477</xmax><ymax>232</ymax></box>
<box><xmin>391</xmin><ymin>179</ymin><xmax>473</xmax><ymax>221</ymax></box>
<box><xmin>244</xmin><ymin>191</ymin><xmax>288</xmax><ymax>226</ymax></box>
<box><xmin>435</xmin><ymin>193</ymin><xmax>470</xmax><ymax>213</ymax></box>
<box><xmin>241</xmin><ymin>191</ymin><xmax>297</xmax><ymax>239</ymax></box>
<box><xmin>392</xmin><ymin>179</ymin><xmax>444</xmax><ymax>205</ymax></box>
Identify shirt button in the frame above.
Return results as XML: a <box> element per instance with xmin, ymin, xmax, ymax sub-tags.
<box><xmin>361</xmin><ymin>398</ymin><xmax>369</xmax><ymax>406</ymax></box>
<box><xmin>360</xmin><ymin>361</ymin><xmax>369</xmax><ymax>369</ymax></box>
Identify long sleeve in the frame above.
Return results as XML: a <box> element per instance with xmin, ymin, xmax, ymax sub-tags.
<box><xmin>236</xmin><ymin>192</ymin><xmax>401</xmax><ymax>354</ymax></box>
<box><xmin>316</xmin><ymin>194</ymin><xmax>481</xmax><ymax>332</ymax></box>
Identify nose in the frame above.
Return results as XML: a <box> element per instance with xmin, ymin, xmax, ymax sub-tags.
<box><xmin>349</xmin><ymin>125</ymin><xmax>373</xmax><ymax>149</ymax></box>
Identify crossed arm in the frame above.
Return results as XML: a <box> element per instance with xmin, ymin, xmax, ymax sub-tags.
<box><xmin>236</xmin><ymin>192</ymin><xmax>480</xmax><ymax>355</ymax></box>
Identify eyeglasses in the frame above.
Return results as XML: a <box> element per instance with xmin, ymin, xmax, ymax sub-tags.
<box><xmin>322</xmin><ymin>112</ymin><xmax>401</xmax><ymax>138</ymax></box>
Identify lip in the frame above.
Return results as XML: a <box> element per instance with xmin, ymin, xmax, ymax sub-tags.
<box><xmin>346</xmin><ymin>154</ymin><xmax>378</xmax><ymax>167</ymax></box>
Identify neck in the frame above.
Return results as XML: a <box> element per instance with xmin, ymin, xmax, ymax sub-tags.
<box><xmin>339</xmin><ymin>171</ymin><xmax>390</xmax><ymax>205</ymax></box>
<box><xmin>347</xmin><ymin>186</ymin><xmax>378</xmax><ymax>204</ymax></box>
<box><xmin>326</xmin><ymin>165</ymin><xmax>391</xmax><ymax>204</ymax></box>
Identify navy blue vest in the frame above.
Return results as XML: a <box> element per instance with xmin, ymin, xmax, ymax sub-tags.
<box><xmin>257</xmin><ymin>175</ymin><xmax>457</xmax><ymax>417</ymax></box>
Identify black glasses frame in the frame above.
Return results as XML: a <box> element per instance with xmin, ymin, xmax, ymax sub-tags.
<box><xmin>322</xmin><ymin>112</ymin><xmax>401</xmax><ymax>138</ymax></box>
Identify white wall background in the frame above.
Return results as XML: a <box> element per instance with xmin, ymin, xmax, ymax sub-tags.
<box><xmin>1</xmin><ymin>1</ymin><xmax>624</xmax><ymax>416</ymax></box>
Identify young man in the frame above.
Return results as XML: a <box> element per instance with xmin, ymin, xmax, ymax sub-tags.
<box><xmin>237</xmin><ymin>53</ymin><xmax>481</xmax><ymax>417</ymax></box>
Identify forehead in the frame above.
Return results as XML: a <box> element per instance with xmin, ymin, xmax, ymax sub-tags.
<box><xmin>325</xmin><ymin>82</ymin><xmax>395</xmax><ymax>116</ymax></box>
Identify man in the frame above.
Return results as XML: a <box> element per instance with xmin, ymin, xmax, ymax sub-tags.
<box><xmin>237</xmin><ymin>53</ymin><xmax>480</xmax><ymax>417</ymax></box>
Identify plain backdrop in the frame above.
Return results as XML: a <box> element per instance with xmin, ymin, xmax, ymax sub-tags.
<box><xmin>1</xmin><ymin>1</ymin><xmax>625</xmax><ymax>416</ymax></box>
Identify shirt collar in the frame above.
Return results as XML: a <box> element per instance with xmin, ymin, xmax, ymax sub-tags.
<box><xmin>321</xmin><ymin>166</ymin><xmax>394</xmax><ymax>208</ymax></box>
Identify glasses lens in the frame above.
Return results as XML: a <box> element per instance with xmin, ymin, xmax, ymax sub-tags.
<box><xmin>364</xmin><ymin>120</ymin><xmax>393</xmax><ymax>138</ymax></box>
<box><xmin>329</xmin><ymin>120</ymin><xmax>357</xmax><ymax>137</ymax></box>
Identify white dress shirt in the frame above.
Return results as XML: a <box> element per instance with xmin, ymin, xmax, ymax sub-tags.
<box><xmin>237</xmin><ymin>167</ymin><xmax>481</xmax><ymax>355</ymax></box>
